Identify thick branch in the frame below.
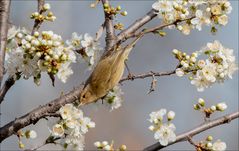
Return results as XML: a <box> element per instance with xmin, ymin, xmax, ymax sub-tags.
<box><xmin>0</xmin><ymin>86</ymin><xmax>83</xmax><ymax>143</ymax></box>
<box><xmin>143</xmin><ymin>111</ymin><xmax>239</xmax><ymax>151</ymax></box>
<box><xmin>0</xmin><ymin>0</ymin><xmax>11</xmax><ymax>86</ymax></box>
<box><xmin>102</xmin><ymin>0</ymin><xmax>115</xmax><ymax>51</ymax></box>
<box><xmin>0</xmin><ymin>76</ymin><xmax>14</xmax><ymax>104</ymax></box>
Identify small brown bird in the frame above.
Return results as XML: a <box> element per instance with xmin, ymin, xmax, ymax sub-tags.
<box><xmin>79</xmin><ymin>35</ymin><xmax>142</xmax><ymax>105</ymax></box>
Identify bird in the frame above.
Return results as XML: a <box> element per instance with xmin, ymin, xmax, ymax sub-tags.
<box><xmin>79</xmin><ymin>35</ymin><xmax>142</xmax><ymax>105</ymax></box>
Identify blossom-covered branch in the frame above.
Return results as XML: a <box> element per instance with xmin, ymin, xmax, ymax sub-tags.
<box><xmin>0</xmin><ymin>86</ymin><xmax>83</xmax><ymax>143</ymax></box>
<box><xmin>0</xmin><ymin>0</ymin><xmax>11</xmax><ymax>86</ymax></box>
<box><xmin>0</xmin><ymin>66</ymin><xmax>179</xmax><ymax>143</ymax></box>
<box><xmin>143</xmin><ymin>111</ymin><xmax>239</xmax><ymax>151</ymax></box>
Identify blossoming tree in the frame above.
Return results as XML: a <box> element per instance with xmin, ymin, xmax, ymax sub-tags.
<box><xmin>0</xmin><ymin>0</ymin><xmax>238</xmax><ymax>150</ymax></box>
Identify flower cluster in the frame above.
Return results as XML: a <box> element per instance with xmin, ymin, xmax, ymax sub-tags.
<box><xmin>194</xmin><ymin>98</ymin><xmax>227</xmax><ymax>118</ymax></box>
<box><xmin>49</xmin><ymin>104</ymin><xmax>95</xmax><ymax>150</ymax></box>
<box><xmin>152</xmin><ymin>0</ymin><xmax>232</xmax><ymax>35</ymax></box>
<box><xmin>5</xmin><ymin>27</ymin><xmax>76</xmax><ymax>84</ymax></box>
<box><xmin>173</xmin><ymin>40</ymin><xmax>238</xmax><ymax>91</ymax></box>
<box><xmin>31</xmin><ymin>3</ymin><xmax>56</xmax><ymax>22</ymax></box>
<box><xmin>195</xmin><ymin>136</ymin><xmax>226</xmax><ymax>151</ymax></box>
<box><xmin>17</xmin><ymin>129</ymin><xmax>37</xmax><ymax>149</ymax></box>
<box><xmin>66</xmin><ymin>32</ymin><xmax>101</xmax><ymax>69</ymax></box>
<box><xmin>148</xmin><ymin>109</ymin><xmax>176</xmax><ymax>146</ymax></box>
<box><xmin>101</xmin><ymin>86</ymin><xmax>124</xmax><ymax>111</ymax></box>
<box><xmin>94</xmin><ymin>140</ymin><xmax>127</xmax><ymax>151</ymax></box>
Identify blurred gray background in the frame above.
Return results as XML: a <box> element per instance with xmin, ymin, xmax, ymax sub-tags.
<box><xmin>0</xmin><ymin>0</ymin><xmax>238</xmax><ymax>150</ymax></box>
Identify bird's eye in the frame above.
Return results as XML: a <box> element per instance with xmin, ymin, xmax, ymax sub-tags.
<box><xmin>82</xmin><ymin>94</ymin><xmax>86</xmax><ymax>98</ymax></box>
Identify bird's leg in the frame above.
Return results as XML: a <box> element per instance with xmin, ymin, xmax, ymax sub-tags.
<box><xmin>124</xmin><ymin>60</ymin><xmax>135</xmax><ymax>80</ymax></box>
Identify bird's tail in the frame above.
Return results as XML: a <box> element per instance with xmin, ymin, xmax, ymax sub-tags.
<box><xmin>121</xmin><ymin>34</ymin><xmax>144</xmax><ymax>59</ymax></box>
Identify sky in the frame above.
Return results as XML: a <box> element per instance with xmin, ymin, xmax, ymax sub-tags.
<box><xmin>0</xmin><ymin>1</ymin><xmax>238</xmax><ymax>150</ymax></box>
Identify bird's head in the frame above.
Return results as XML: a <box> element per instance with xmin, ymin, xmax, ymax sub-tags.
<box><xmin>79</xmin><ymin>85</ymin><xmax>98</xmax><ymax>105</ymax></box>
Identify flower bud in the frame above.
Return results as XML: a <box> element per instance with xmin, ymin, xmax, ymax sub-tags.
<box><xmin>121</xmin><ymin>11</ymin><xmax>127</xmax><ymax>16</ymax></box>
<box><xmin>36</xmin><ymin>52</ymin><xmax>42</xmax><ymax>57</ymax></box>
<box><xmin>44</xmin><ymin>55</ymin><xmax>50</xmax><ymax>61</ymax></box>
<box><xmin>43</xmin><ymin>3</ymin><xmax>51</xmax><ymax>11</ymax></box>
<box><xmin>94</xmin><ymin>141</ymin><xmax>101</xmax><ymax>147</ymax></box>
<box><xmin>206</xmin><ymin>142</ymin><xmax>213</xmax><ymax>148</ymax></box>
<box><xmin>194</xmin><ymin>104</ymin><xmax>200</xmax><ymax>110</ymax></box>
<box><xmin>104</xmin><ymin>145</ymin><xmax>111</xmax><ymax>151</ymax></box>
<box><xmin>148</xmin><ymin>125</ymin><xmax>154</xmax><ymax>131</ymax></box>
<box><xmin>167</xmin><ymin>111</ymin><xmax>175</xmax><ymax>121</ymax></box>
<box><xmin>216</xmin><ymin>102</ymin><xmax>227</xmax><ymax>111</ymax></box>
<box><xmin>103</xmin><ymin>3</ymin><xmax>109</xmax><ymax>8</ymax></box>
<box><xmin>120</xmin><ymin>145</ymin><xmax>127</xmax><ymax>151</ymax></box>
<box><xmin>16</xmin><ymin>33</ymin><xmax>23</xmax><ymax>39</ymax></box>
<box><xmin>207</xmin><ymin>135</ymin><xmax>213</xmax><ymax>141</ymax></box>
<box><xmin>102</xmin><ymin>141</ymin><xmax>108</xmax><ymax>146</ymax></box>
<box><xmin>210</xmin><ymin>105</ymin><xmax>216</xmax><ymax>111</ymax></box>
<box><xmin>34</xmin><ymin>31</ymin><xmax>39</xmax><ymax>37</ymax></box>
<box><xmin>19</xmin><ymin>142</ymin><xmax>25</xmax><ymax>149</ymax></box>
<box><xmin>116</xmin><ymin>6</ymin><xmax>121</xmax><ymax>11</ymax></box>
<box><xmin>198</xmin><ymin>98</ymin><xmax>205</xmax><ymax>107</ymax></box>
<box><xmin>177</xmin><ymin>25</ymin><xmax>183</xmax><ymax>31</ymax></box>
<box><xmin>172</xmin><ymin>49</ymin><xmax>179</xmax><ymax>54</ymax></box>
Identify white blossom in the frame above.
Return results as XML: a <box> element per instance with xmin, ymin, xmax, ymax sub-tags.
<box><xmin>102</xmin><ymin>86</ymin><xmax>124</xmax><ymax>111</ymax></box>
<box><xmin>149</xmin><ymin>109</ymin><xmax>167</xmax><ymax>123</ymax></box>
<box><xmin>212</xmin><ymin>140</ymin><xmax>227</xmax><ymax>151</ymax></box>
<box><xmin>29</xmin><ymin>130</ymin><xmax>37</xmax><ymax>139</ymax></box>
<box><xmin>154</xmin><ymin>123</ymin><xmax>176</xmax><ymax>146</ymax></box>
<box><xmin>52</xmin><ymin>124</ymin><xmax>64</xmax><ymax>137</ymax></box>
<box><xmin>167</xmin><ymin>111</ymin><xmax>175</xmax><ymax>120</ymax></box>
<box><xmin>57</xmin><ymin>63</ymin><xmax>73</xmax><ymax>83</ymax></box>
<box><xmin>216</xmin><ymin>102</ymin><xmax>227</xmax><ymax>111</ymax></box>
<box><xmin>176</xmin><ymin>68</ymin><xmax>184</xmax><ymax>77</ymax></box>
<box><xmin>59</xmin><ymin>103</ymin><xmax>74</xmax><ymax>120</ymax></box>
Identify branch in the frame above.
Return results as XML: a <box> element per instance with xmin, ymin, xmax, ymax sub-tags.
<box><xmin>129</xmin><ymin>16</ymin><xmax>195</xmax><ymax>39</ymax></box>
<box><xmin>116</xmin><ymin>9</ymin><xmax>157</xmax><ymax>43</ymax></box>
<box><xmin>0</xmin><ymin>68</ymin><xmax>177</xmax><ymax>142</ymax></box>
<box><xmin>0</xmin><ymin>0</ymin><xmax>11</xmax><ymax>86</ymax></box>
<box><xmin>0</xmin><ymin>0</ymin><xmax>45</xmax><ymax>104</ymax></box>
<box><xmin>31</xmin><ymin>0</ymin><xmax>45</xmax><ymax>35</ymax></box>
<box><xmin>0</xmin><ymin>76</ymin><xmax>14</xmax><ymax>104</ymax></box>
<box><xmin>120</xmin><ymin>70</ymin><xmax>176</xmax><ymax>83</ymax></box>
<box><xmin>0</xmin><ymin>86</ymin><xmax>83</xmax><ymax>143</ymax></box>
<box><xmin>143</xmin><ymin>111</ymin><xmax>239</xmax><ymax>151</ymax></box>
<box><xmin>101</xmin><ymin>0</ymin><xmax>115</xmax><ymax>51</ymax></box>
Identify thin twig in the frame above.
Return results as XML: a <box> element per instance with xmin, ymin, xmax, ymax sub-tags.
<box><xmin>0</xmin><ymin>0</ymin><xmax>11</xmax><ymax>86</ymax></box>
<box><xmin>143</xmin><ymin>111</ymin><xmax>239</xmax><ymax>151</ymax></box>
<box><xmin>95</xmin><ymin>22</ymin><xmax>105</xmax><ymax>41</ymax></box>
<box><xmin>31</xmin><ymin>0</ymin><xmax>45</xmax><ymax>35</ymax></box>
<box><xmin>129</xmin><ymin>16</ymin><xmax>196</xmax><ymax>40</ymax></box>
<box><xmin>120</xmin><ymin>70</ymin><xmax>176</xmax><ymax>83</ymax></box>
<box><xmin>148</xmin><ymin>73</ymin><xmax>157</xmax><ymax>94</ymax></box>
